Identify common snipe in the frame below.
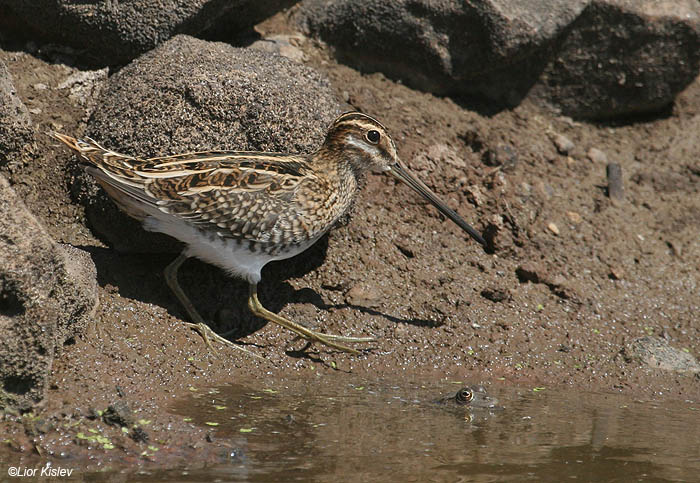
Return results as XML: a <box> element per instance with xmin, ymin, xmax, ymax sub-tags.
<box><xmin>52</xmin><ymin>112</ymin><xmax>484</xmax><ymax>355</ymax></box>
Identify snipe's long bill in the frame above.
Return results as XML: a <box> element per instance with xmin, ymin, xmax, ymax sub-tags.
<box><xmin>388</xmin><ymin>162</ymin><xmax>485</xmax><ymax>245</ymax></box>
<box><xmin>51</xmin><ymin>111</ymin><xmax>484</xmax><ymax>356</ymax></box>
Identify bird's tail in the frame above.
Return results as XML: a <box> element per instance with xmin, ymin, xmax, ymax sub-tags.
<box><xmin>49</xmin><ymin>132</ymin><xmax>156</xmax><ymax>220</ymax></box>
<box><xmin>49</xmin><ymin>132</ymin><xmax>107</xmax><ymax>161</ymax></box>
<box><xmin>49</xmin><ymin>131</ymin><xmax>140</xmax><ymax>175</ymax></box>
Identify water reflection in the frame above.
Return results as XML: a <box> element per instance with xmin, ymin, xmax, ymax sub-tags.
<box><xmin>161</xmin><ymin>379</ymin><xmax>699</xmax><ymax>482</ymax></box>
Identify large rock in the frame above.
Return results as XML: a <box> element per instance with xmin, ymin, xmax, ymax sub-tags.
<box><xmin>623</xmin><ymin>336</ymin><xmax>700</xmax><ymax>375</ymax></box>
<box><xmin>0</xmin><ymin>175</ymin><xmax>98</xmax><ymax>411</ymax></box>
<box><xmin>70</xmin><ymin>35</ymin><xmax>343</xmax><ymax>253</ymax></box>
<box><xmin>0</xmin><ymin>59</ymin><xmax>33</xmax><ymax>166</ymax></box>
<box><xmin>532</xmin><ymin>0</ymin><xmax>700</xmax><ymax>119</ymax></box>
<box><xmin>298</xmin><ymin>0</ymin><xmax>700</xmax><ymax>119</ymax></box>
<box><xmin>297</xmin><ymin>0</ymin><xmax>590</xmax><ymax>106</ymax></box>
<box><xmin>0</xmin><ymin>0</ymin><xmax>295</xmax><ymax>65</ymax></box>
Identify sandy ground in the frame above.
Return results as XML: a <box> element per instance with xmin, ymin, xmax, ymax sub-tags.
<box><xmin>0</xmin><ymin>14</ymin><xmax>698</xmax><ymax>469</ymax></box>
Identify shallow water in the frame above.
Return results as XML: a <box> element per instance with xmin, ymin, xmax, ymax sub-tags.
<box><xmin>146</xmin><ymin>378</ymin><xmax>700</xmax><ymax>482</ymax></box>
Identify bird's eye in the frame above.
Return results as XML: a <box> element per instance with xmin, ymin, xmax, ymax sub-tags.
<box><xmin>366</xmin><ymin>130</ymin><xmax>380</xmax><ymax>144</ymax></box>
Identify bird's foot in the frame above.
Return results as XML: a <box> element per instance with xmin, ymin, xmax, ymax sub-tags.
<box><xmin>185</xmin><ymin>322</ymin><xmax>263</xmax><ymax>360</ymax></box>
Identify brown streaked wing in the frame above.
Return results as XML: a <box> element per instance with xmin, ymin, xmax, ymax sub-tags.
<box><xmin>140</xmin><ymin>151</ymin><xmax>306</xmax><ymax>175</ymax></box>
<box><xmin>139</xmin><ymin>153</ymin><xmax>322</xmax><ymax>245</ymax></box>
<box><xmin>57</xmin><ymin>135</ymin><xmax>325</xmax><ymax>245</ymax></box>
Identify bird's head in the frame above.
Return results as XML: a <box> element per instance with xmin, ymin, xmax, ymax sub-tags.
<box><xmin>320</xmin><ymin>111</ymin><xmax>485</xmax><ymax>246</ymax></box>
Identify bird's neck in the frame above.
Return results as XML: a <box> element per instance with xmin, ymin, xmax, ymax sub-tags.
<box><xmin>312</xmin><ymin>142</ymin><xmax>370</xmax><ymax>184</ymax></box>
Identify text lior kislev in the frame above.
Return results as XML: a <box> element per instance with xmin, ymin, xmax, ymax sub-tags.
<box><xmin>8</xmin><ymin>465</ymin><xmax>74</xmax><ymax>477</ymax></box>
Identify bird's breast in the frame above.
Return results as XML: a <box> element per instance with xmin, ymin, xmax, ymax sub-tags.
<box><xmin>293</xmin><ymin>168</ymin><xmax>359</xmax><ymax>238</ymax></box>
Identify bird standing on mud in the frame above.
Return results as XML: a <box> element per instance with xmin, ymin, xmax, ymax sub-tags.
<box><xmin>53</xmin><ymin>112</ymin><xmax>484</xmax><ymax>355</ymax></box>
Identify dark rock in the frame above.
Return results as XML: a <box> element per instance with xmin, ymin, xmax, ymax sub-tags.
<box><xmin>623</xmin><ymin>336</ymin><xmax>700</xmax><ymax>374</ymax></box>
<box><xmin>480</xmin><ymin>287</ymin><xmax>511</xmax><ymax>303</ymax></box>
<box><xmin>606</xmin><ymin>162</ymin><xmax>624</xmax><ymax>203</ymax></box>
<box><xmin>0</xmin><ymin>60</ymin><xmax>33</xmax><ymax>166</ymax></box>
<box><xmin>0</xmin><ymin>175</ymin><xmax>98</xmax><ymax>410</ymax></box>
<box><xmin>298</xmin><ymin>0</ymin><xmax>700</xmax><ymax>119</ymax></box>
<box><xmin>103</xmin><ymin>400</ymin><xmax>134</xmax><ymax>427</ymax></box>
<box><xmin>483</xmin><ymin>143</ymin><xmax>518</xmax><ymax>170</ymax></box>
<box><xmin>531</xmin><ymin>0</ymin><xmax>700</xmax><ymax>119</ymax></box>
<box><xmin>130</xmin><ymin>426</ymin><xmax>150</xmax><ymax>443</ymax></box>
<box><xmin>68</xmin><ymin>35</ymin><xmax>343</xmax><ymax>253</ymax></box>
<box><xmin>22</xmin><ymin>416</ymin><xmax>53</xmax><ymax>437</ymax></box>
<box><xmin>297</xmin><ymin>0</ymin><xmax>589</xmax><ymax>106</ymax></box>
<box><xmin>0</xmin><ymin>0</ymin><xmax>295</xmax><ymax>65</ymax></box>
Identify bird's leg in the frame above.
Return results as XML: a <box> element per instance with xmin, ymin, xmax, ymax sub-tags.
<box><xmin>164</xmin><ymin>253</ymin><xmax>257</xmax><ymax>357</ymax></box>
<box><xmin>164</xmin><ymin>254</ymin><xmax>203</xmax><ymax>323</ymax></box>
<box><xmin>247</xmin><ymin>283</ymin><xmax>375</xmax><ymax>354</ymax></box>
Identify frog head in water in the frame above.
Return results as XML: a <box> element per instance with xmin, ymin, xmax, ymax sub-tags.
<box><xmin>436</xmin><ymin>385</ymin><xmax>502</xmax><ymax>410</ymax></box>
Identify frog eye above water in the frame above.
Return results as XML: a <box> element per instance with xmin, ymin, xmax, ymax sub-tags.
<box><xmin>455</xmin><ymin>388</ymin><xmax>474</xmax><ymax>405</ymax></box>
<box><xmin>366</xmin><ymin>130</ymin><xmax>381</xmax><ymax>144</ymax></box>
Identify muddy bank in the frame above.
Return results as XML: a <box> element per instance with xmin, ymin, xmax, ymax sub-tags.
<box><xmin>0</xmin><ymin>2</ymin><xmax>699</xmax><ymax>471</ymax></box>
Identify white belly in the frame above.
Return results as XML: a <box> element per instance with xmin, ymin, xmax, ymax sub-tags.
<box><xmin>143</xmin><ymin>215</ymin><xmax>322</xmax><ymax>284</ymax></box>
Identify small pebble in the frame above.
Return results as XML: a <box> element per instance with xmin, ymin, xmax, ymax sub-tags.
<box><xmin>394</xmin><ymin>241</ymin><xmax>415</xmax><ymax>258</ymax></box>
<box><xmin>465</xmin><ymin>184</ymin><xmax>485</xmax><ymax>206</ymax></box>
<box><xmin>668</xmin><ymin>240</ymin><xmax>682</xmax><ymax>257</ymax></box>
<box><xmin>606</xmin><ymin>162</ymin><xmax>624</xmax><ymax>203</ymax></box>
<box><xmin>345</xmin><ymin>284</ymin><xmax>381</xmax><ymax>308</ymax></box>
<box><xmin>552</xmin><ymin>133</ymin><xmax>574</xmax><ymax>155</ymax></box>
<box><xmin>489</xmin><ymin>213</ymin><xmax>505</xmax><ymax>229</ymax></box>
<box><xmin>609</xmin><ymin>265</ymin><xmax>625</xmax><ymax>280</ymax></box>
<box><xmin>248</xmin><ymin>35</ymin><xmax>305</xmax><ymax>62</ymax></box>
<box><xmin>587</xmin><ymin>147</ymin><xmax>608</xmax><ymax>164</ymax></box>
<box><xmin>484</xmin><ymin>143</ymin><xmax>518</xmax><ymax>170</ymax></box>
<box><xmin>549</xmin><ymin>274</ymin><xmax>567</xmax><ymax>286</ymax></box>
<box><xmin>566</xmin><ymin>211</ymin><xmax>582</xmax><ymax>224</ymax></box>
<box><xmin>480</xmin><ymin>287</ymin><xmax>511</xmax><ymax>303</ymax></box>
<box><xmin>547</xmin><ymin>222</ymin><xmax>560</xmax><ymax>235</ymax></box>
